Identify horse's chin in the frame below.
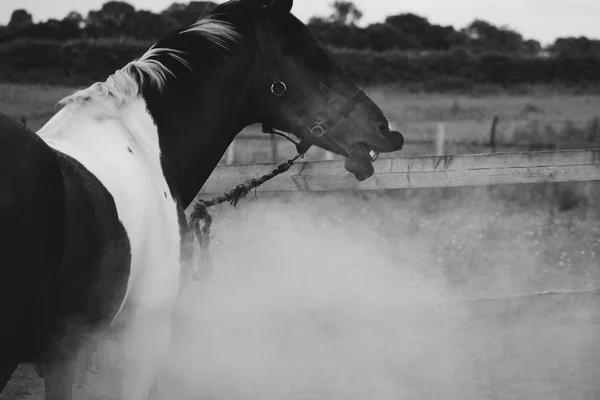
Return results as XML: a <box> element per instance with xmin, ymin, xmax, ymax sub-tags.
<box><xmin>344</xmin><ymin>151</ymin><xmax>374</xmax><ymax>181</ymax></box>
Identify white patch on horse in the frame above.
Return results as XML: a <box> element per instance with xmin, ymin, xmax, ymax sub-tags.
<box><xmin>37</xmin><ymin>97</ymin><xmax>182</xmax><ymax>317</ymax></box>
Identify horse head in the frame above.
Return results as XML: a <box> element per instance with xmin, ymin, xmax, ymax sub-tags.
<box><xmin>217</xmin><ymin>0</ymin><xmax>405</xmax><ymax>181</ymax></box>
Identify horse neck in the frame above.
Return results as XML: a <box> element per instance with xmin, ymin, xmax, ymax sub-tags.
<box><xmin>144</xmin><ymin>63</ymin><xmax>257</xmax><ymax>208</ymax></box>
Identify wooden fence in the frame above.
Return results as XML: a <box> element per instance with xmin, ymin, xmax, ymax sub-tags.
<box><xmin>199</xmin><ymin>148</ymin><xmax>600</xmax><ymax>196</ymax></box>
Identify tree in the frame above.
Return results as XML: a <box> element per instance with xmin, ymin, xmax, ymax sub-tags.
<box><xmin>97</xmin><ymin>1</ymin><xmax>136</xmax><ymax>25</ymax></box>
<box><xmin>127</xmin><ymin>10</ymin><xmax>179</xmax><ymax>39</ymax></box>
<box><xmin>523</xmin><ymin>39</ymin><xmax>541</xmax><ymax>56</ymax></box>
<box><xmin>363</xmin><ymin>23</ymin><xmax>421</xmax><ymax>52</ymax></box>
<box><xmin>86</xmin><ymin>1</ymin><xmax>136</xmax><ymax>36</ymax></box>
<box><xmin>548</xmin><ymin>37</ymin><xmax>600</xmax><ymax>56</ymax></box>
<box><xmin>461</xmin><ymin>19</ymin><xmax>525</xmax><ymax>53</ymax></box>
<box><xmin>24</xmin><ymin>18</ymin><xmax>82</xmax><ymax>41</ymax></box>
<box><xmin>328</xmin><ymin>1</ymin><xmax>363</xmax><ymax>26</ymax></box>
<box><xmin>63</xmin><ymin>11</ymin><xmax>85</xmax><ymax>29</ymax></box>
<box><xmin>162</xmin><ymin>1</ymin><xmax>218</xmax><ymax>27</ymax></box>
<box><xmin>385</xmin><ymin>13</ymin><xmax>463</xmax><ymax>50</ymax></box>
<box><xmin>8</xmin><ymin>9</ymin><xmax>33</xmax><ymax>28</ymax></box>
<box><xmin>307</xmin><ymin>16</ymin><xmax>363</xmax><ymax>49</ymax></box>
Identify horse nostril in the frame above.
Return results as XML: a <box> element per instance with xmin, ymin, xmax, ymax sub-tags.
<box><xmin>377</xmin><ymin>123</ymin><xmax>391</xmax><ymax>136</ymax></box>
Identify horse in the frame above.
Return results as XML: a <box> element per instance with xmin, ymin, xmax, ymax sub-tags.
<box><xmin>0</xmin><ymin>0</ymin><xmax>404</xmax><ymax>399</ymax></box>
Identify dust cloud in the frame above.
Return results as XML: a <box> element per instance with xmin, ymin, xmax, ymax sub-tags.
<box><xmin>132</xmin><ymin>192</ymin><xmax>598</xmax><ymax>400</ymax></box>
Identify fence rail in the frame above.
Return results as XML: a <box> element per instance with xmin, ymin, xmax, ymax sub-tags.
<box><xmin>200</xmin><ymin>148</ymin><xmax>600</xmax><ymax>196</ymax></box>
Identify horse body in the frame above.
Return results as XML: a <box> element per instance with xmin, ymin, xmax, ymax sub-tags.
<box><xmin>0</xmin><ymin>112</ymin><xmax>132</xmax><ymax>395</ymax></box>
<box><xmin>1</xmin><ymin>1</ymin><xmax>405</xmax><ymax>399</ymax></box>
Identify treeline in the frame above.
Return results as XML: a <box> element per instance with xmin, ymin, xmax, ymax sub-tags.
<box><xmin>2</xmin><ymin>38</ymin><xmax>599</xmax><ymax>89</ymax></box>
<box><xmin>1</xmin><ymin>1</ymin><xmax>600</xmax><ymax>89</ymax></box>
<box><xmin>0</xmin><ymin>2</ymin><xmax>217</xmax><ymax>43</ymax></box>
<box><xmin>4</xmin><ymin>0</ymin><xmax>600</xmax><ymax>56</ymax></box>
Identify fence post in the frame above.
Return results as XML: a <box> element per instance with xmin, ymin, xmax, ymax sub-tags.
<box><xmin>21</xmin><ymin>116</ymin><xmax>27</xmax><ymax>127</ymax></box>
<box><xmin>489</xmin><ymin>116</ymin><xmax>499</xmax><ymax>152</ymax></box>
<box><xmin>436</xmin><ymin>122</ymin><xmax>446</xmax><ymax>156</ymax></box>
<box><xmin>436</xmin><ymin>122</ymin><xmax>449</xmax><ymax>199</ymax></box>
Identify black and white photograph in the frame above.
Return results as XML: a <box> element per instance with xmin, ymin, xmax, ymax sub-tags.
<box><xmin>0</xmin><ymin>0</ymin><xmax>599</xmax><ymax>399</ymax></box>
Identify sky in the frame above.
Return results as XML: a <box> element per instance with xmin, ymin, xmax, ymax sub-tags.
<box><xmin>1</xmin><ymin>0</ymin><xmax>600</xmax><ymax>46</ymax></box>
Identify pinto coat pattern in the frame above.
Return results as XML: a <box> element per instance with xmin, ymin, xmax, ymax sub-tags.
<box><xmin>0</xmin><ymin>16</ymin><xmax>239</xmax><ymax>400</ymax></box>
<box><xmin>0</xmin><ymin>1</ymin><xmax>404</xmax><ymax>399</ymax></box>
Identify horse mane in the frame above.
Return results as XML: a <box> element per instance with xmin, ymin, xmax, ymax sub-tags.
<box><xmin>58</xmin><ymin>17</ymin><xmax>240</xmax><ymax>108</ymax></box>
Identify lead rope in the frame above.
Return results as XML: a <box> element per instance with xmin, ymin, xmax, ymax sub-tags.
<box><xmin>187</xmin><ymin>151</ymin><xmax>306</xmax><ymax>282</ymax></box>
<box><xmin>186</xmin><ymin>16</ymin><xmax>319</xmax><ymax>282</ymax></box>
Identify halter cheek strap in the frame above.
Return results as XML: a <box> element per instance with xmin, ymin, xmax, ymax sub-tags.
<box><xmin>254</xmin><ymin>19</ymin><xmax>365</xmax><ymax>156</ymax></box>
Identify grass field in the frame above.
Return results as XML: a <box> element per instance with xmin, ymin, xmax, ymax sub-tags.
<box><xmin>1</xmin><ymin>83</ymin><xmax>599</xmax><ymax>400</ymax></box>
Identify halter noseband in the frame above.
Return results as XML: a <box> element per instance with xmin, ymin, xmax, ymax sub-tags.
<box><xmin>254</xmin><ymin>17</ymin><xmax>367</xmax><ymax>156</ymax></box>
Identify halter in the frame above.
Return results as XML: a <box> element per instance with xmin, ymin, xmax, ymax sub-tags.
<box><xmin>254</xmin><ymin>17</ymin><xmax>368</xmax><ymax>156</ymax></box>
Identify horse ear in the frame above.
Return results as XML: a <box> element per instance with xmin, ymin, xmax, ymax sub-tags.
<box><xmin>259</xmin><ymin>0</ymin><xmax>293</xmax><ymax>13</ymax></box>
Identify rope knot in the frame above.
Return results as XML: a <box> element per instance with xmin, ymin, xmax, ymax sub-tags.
<box><xmin>187</xmin><ymin>153</ymin><xmax>303</xmax><ymax>283</ymax></box>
